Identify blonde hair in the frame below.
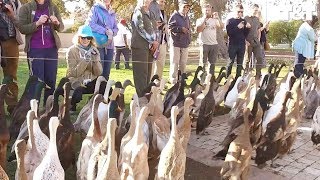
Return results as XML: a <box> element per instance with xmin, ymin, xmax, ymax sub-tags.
<box><xmin>72</xmin><ymin>35</ymin><xmax>97</xmax><ymax>47</ymax></box>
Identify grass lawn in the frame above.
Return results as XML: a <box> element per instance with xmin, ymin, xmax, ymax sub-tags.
<box><xmin>2</xmin><ymin>57</ymin><xmax>291</xmax><ymax>179</ymax></box>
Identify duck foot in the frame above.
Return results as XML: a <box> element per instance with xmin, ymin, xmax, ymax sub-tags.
<box><xmin>201</xmin><ymin>131</ymin><xmax>210</xmax><ymax>135</ymax></box>
<box><xmin>257</xmin><ymin>163</ymin><xmax>267</xmax><ymax>169</ymax></box>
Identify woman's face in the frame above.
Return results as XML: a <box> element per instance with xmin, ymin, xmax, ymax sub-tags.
<box><xmin>79</xmin><ymin>36</ymin><xmax>92</xmax><ymax>47</ymax></box>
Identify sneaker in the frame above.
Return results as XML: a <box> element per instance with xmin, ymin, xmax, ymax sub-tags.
<box><xmin>115</xmin><ymin>64</ymin><xmax>120</xmax><ymax>70</ymax></box>
<box><xmin>125</xmin><ymin>65</ymin><xmax>131</xmax><ymax>69</ymax></box>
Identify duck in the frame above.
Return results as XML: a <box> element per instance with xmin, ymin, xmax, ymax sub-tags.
<box><xmin>33</xmin><ymin>117</ymin><xmax>65</xmax><ymax>180</ymax></box>
<box><xmin>9</xmin><ymin>75</ymin><xmax>40</xmax><ymax>140</ymax></box>
<box><xmin>273</xmin><ymin>72</ymin><xmax>295</xmax><ymax>105</ymax></box>
<box><xmin>196</xmin><ymin>75</ymin><xmax>218</xmax><ymax>135</ymax></box>
<box><xmin>177</xmin><ymin>97</ymin><xmax>194</xmax><ymax>150</ymax></box>
<box><xmin>274</xmin><ymin>63</ymin><xmax>286</xmax><ymax>78</ymax></box>
<box><xmin>96</xmin><ymin>118</ymin><xmax>120</xmax><ymax>180</ymax></box>
<box><xmin>74</xmin><ymin>79</ymin><xmax>115</xmax><ymax>135</ymax></box>
<box><xmin>0</xmin><ymin>165</ymin><xmax>8</xmax><ymax>180</ymax></box>
<box><xmin>77</xmin><ymin>94</ymin><xmax>104</xmax><ymax>180</ymax></box>
<box><xmin>192</xmin><ymin>73</ymin><xmax>212</xmax><ymax>116</ymax></box>
<box><xmin>224</xmin><ymin>75</ymin><xmax>247</xmax><ymax>108</ymax></box>
<box><xmin>188</xmin><ymin>66</ymin><xmax>203</xmax><ymax>93</ymax></box>
<box><xmin>278</xmin><ymin>79</ymin><xmax>302</xmax><ymax>157</ymax></box>
<box><xmin>56</xmin><ymin>82</ymin><xmax>76</xmax><ymax>171</ymax></box>
<box><xmin>255</xmin><ymin>92</ymin><xmax>292</xmax><ymax>167</ymax></box>
<box><xmin>220</xmin><ymin>106</ymin><xmax>252</xmax><ymax>180</ymax></box>
<box><xmin>73</xmin><ymin>76</ymin><xmax>107</xmax><ymax>132</ymax></box>
<box><xmin>120</xmin><ymin>106</ymin><xmax>150</xmax><ymax>180</ymax></box>
<box><xmin>156</xmin><ymin>106</ymin><xmax>186</xmax><ymax>180</ymax></box>
<box><xmin>304</xmin><ymin>81</ymin><xmax>320</xmax><ymax>119</ymax></box>
<box><xmin>15</xmin><ymin>139</ymin><xmax>27</xmax><ymax>180</ymax></box>
<box><xmin>163</xmin><ymin>72</ymin><xmax>187</xmax><ymax>118</ymax></box>
<box><xmin>24</xmin><ymin>110</ymin><xmax>42</xmax><ymax>179</ymax></box>
<box><xmin>0</xmin><ymin>85</ymin><xmax>10</xmax><ymax>169</ymax></box>
<box><xmin>312</xmin><ymin>106</ymin><xmax>320</xmax><ymax>145</ymax></box>
<box><xmin>214</xmin><ymin>75</ymin><xmax>234</xmax><ymax>106</ymax></box>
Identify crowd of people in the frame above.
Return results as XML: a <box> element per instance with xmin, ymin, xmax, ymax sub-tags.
<box><xmin>0</xmin><ymin>0</ymin><xmax>318</xmax><ymax>113</ymax></box>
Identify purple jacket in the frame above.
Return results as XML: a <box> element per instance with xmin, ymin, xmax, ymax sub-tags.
<box><xmin>86</xmin><ymin>3</ymin><xmax>118</xmax><ymax>49</ymax></box>
<box><xmin>168</xmin><ymin>11</ymin><xmax>191</xmax><ymax>48</ymax></box>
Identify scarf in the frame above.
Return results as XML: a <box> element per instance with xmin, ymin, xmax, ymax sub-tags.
<box><xmin>76</xmin><ymin>44</ymin><xmax>96</xmax><ymax>61</ymax></box>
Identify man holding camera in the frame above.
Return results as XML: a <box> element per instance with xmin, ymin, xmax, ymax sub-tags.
<box><xmin>225</xmin><ymin>4</ymin><xmax>250</xmax><ymax>78</ymax></box>
<box><xmin>0</xmin><ymin>0</ymin><xmax>23</xmax><ymax>114</ymax></box>
<box><xmin>196</xmin><ymin>3</ymin><xmax>221</xmax><ymax>76</ymax></box>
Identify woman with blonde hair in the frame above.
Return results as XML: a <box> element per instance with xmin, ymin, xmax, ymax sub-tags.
<box><xmin>66</xmin><ymin>24</ymin><xmax>103</xmax><ymax>111</ymax></box>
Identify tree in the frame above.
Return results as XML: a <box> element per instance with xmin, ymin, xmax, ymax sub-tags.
<box><xmin>268</xmin><ymin>20</ymin><xmax>303</xmax><ymax>46</ymax></box>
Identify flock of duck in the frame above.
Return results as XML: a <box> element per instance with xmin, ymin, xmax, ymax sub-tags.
<box><xmin>0</xmin><ymin>60</ymin><xmax>319</xmax><ymax>179</ymax></box>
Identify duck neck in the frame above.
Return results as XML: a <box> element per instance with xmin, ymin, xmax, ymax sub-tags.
<box><xmin>49</xmin><ymin>122</ymin><xmax>58</xmax><ymax>151</ymax></box>
<box><xmin>89</xmin><ymin>101</ymin><xmax>102</xmax><ymax>139</ymax></box>
<box><xmin>51</xmin><ymin>90</ymin><xmax>60</xmax><ymax>116</ymax></box>
<box><xmin>133</xmin><ymin>114</ymin><xmax>146</xmax><ymax>144</ymax></box>
<box><xmin>16</xmin><ymin>149</ymin><xmax>26</xmax><ymax>177</ymax></box>
<box><xmin>183</xmin><ymin>105</ymin><xmax>190</xmax><ymax>125</ymax></box>
<box><xmin>170</xmin><ymin>112</ymin><xmax>177</xmax><ymax>139</ymax></box>
<box><xmin>0</xmin><ymin>93</ymin><xmax>6</xmax><ymax>127</ymax></box>
<box><xmin>127</xmin><ymin>107</ymin><xmax>137</xmax><ymax>137</ymax></box>
<box><xmin>107</xmin><ymin>123</ymin><xmax>116</xmax><ymax>158</ymax></box>
<box><xmin>27</xmin><ymin>117</ymin><xmax>36</xmax><ymax>149</ymax></box>
<box><xmin>61</xmin><ymin>87</ymin><xmax>70</xmax><ymax>124</ymax></box>
<box><xmin>103</xmin><ymin>83</ymin><xmax>112</xmax><ymax>101</ymax></box>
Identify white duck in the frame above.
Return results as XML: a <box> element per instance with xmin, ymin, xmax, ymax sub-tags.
<box><xmin>33</xmin><ymin>117</ymin><xmax>65</xmax><ymax>180</ymax></box>
<box><xmin>120</xmin><ymin>106</ymin><xmax>150</xmax><ymax>180</ymax></box>
<box><xmin>96</xmin><ymin>118</ymin><xmax>120</xmax><ymax>180</ymax></box>
<box><xmin>214</xmin><ymin>75</ymin><xmax>234</xmax><ymax>106</ymax></box>
<box><xmin>156</xmin><ymin>106</ymin><xmax>186</xmax><ymax>179</ymax></box>
<box><xmin>15</xmin><ymin>139</ymin><xmax>27</xmax><ymax>180</ymax></box>
<box><xmin>77</xmin><ymin>94</ymin><xmax>104</xmax><ymax>180</ymax></box>
<box><xmin>224</xmin><ymin>76</ymin><xmax>246</xmax><ymax>108</ymax></box>
<box><xmin>24</xmin><ymin>110</ymin><xmax>42</xmax><ymax>179</ymax></box>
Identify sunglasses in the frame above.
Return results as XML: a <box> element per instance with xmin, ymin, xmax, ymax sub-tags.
<box><xmin>238</xmin><ymin>11</ymin><xmax>244</xmax><ymax>13</ymax></box>
<box><xmin>81</xmin><ymin>37</ymin><xmax>93</xmax><ymax>40</ymax></box>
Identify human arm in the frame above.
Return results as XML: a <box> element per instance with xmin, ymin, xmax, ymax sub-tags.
<box><xmin>88</xmin><ymin>49</ymin><xmax>103</xmax><ymax>76</ymax></box>
<box><xmin>196</xmin><ymin>17</ymin><xmax>206</xmax><ymax>33</ymax></box>
<box><xmin>17</xmin><ymin>4</ymin><xmax>38</xmax><ymax>34</ymax></box>
<box><xmin>50</xmin><ymin>5</ymin><xmax>64</xmax><ymax>32</ymax></box>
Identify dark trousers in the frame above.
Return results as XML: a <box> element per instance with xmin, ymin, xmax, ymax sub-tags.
<box><xmin>226</xmin><ymin>43</ymin><xmax>245</xmax><ymax>77</ymax></box>
<box><xmin>0</xmin><ymin>38</ymin><xmax>19</xmax><ymax>110</ymax></box>
<box><xmin>71</xmin><ymin>78</ymin><xmax>105</xmax><ymax>110</ymax></box>
<box><xmin>294</xmin><ymin>52</ymin><xmax>306</xmax><ymax>78</ymax></box>
<box><xmin>98</xmin><ymin>48</ymin><xmax>114</xmax><ymax>80</ymax></box>
<box><xmin>245</xmin><ymin>43</ymin><xmax>263</xmax><ymax>77</ymax></box>
<box><xmin>132</xmin><ymin>47</ymin><xmax>153</xmax><ymax>97</ymax></box>
<box><xmin>115</xmin><ymin>46</ymin><xmax>130</xmax><ymax>67</ymax></box>
<box><xmin>27</xmin><ymin>47</ymin><xmax>58</xmax><ymax>105</ymax></box>
<box><xmin>201</xmin><ymin>44</ymin><xmax>218</xmax><ymax>75</ymax></box>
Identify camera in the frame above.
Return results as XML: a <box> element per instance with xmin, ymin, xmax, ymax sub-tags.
<box><xmin>0</xmin><ymin>0</ymin><xmax>10</xmax><ymax>13</ymax></box>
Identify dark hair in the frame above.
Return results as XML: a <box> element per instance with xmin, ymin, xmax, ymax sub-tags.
<box><xmin>253</xmin><ymin>4</ymin><xmax>259</xmax><ymax>8</ymax></box>
<box><xmin>236</xmin><ymin>4</ymin><xmax>243</xmax><ymax>9</ymax></box>
<box><xmin>311</xmin><ymin>15</ymin><xmax>319</xmax><ymax>27</ymax></box>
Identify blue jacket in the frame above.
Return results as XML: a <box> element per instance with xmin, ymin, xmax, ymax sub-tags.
<box><xmin>86</xmin><ymin>3</ymin><xmax>118</xmax><ymax>49</ymax></box>
<box><xmin>293</xmin><ymin>22</ymin><xmax>315</xmax><ymax>58</ymax></box>
<box><xmin>168</xmin><ymin>11</ymin><xmax>191</xmax><ymax>48</ymax></box>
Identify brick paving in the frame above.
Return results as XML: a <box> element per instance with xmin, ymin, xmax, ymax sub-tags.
<box><xmin>187</xmin><ymin>114</ymin><xmax>320</xmax><ymax>180</ymax></box>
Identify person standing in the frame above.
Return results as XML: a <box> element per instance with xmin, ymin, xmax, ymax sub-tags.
<box><xmin>256</xmin><ymin>10</ymin><xmax>270</xmax><ymax>68</ymax></box>
<box><xmin>0</xmin><ymin>0</ymin><xmax>23</xmax><ymax>114</ymax></box>
<box><xmin>292</xmin><ymin>15</ymin><xmax>318</xmax><ymax>78</ymax></box>
<box><xmin>149</xmin><ymin>0</ymin><xmax>168</xmax><ymax>79</ymax></box>
<box><xmin>168</xmin><ymin>0</ymin><xmax>191</xmax><ymax>84</ymax></box>
<box><xmin>196</xmin><ymin>3</ymin><xmax>221</xmax><ymax>75</ymax></box>
<box><xmin>66</xmin><ymin>25</ymin><xmax>103</xmax><ymax>111</ymax></box>
<box><xmin>244</xmin><ymin>4</ymin><xmax>263</xmax><ymax>78</ymax></box>
<box><xmin>87</xmin><ymin>0</ymin><xmax>118</xmax><ymax>80</ymax></box>
<box><xmin>113</xmin><ymin>18</ymin><xmax>131</xmax><ymax>69</ymax></box>
<box><xmin>18</xmin><ymin>0</ymin><xmax>64</xmax><ymax>105</ymax></box>
<box><xmin>225</xmin><ymin>4</ymin><xmax>250</xmax><ymax>78</ymax></box>
<box><xmin>131</xmin><ymin>0</ymin><xmax>159</xmax><ymax>97</ymax></box>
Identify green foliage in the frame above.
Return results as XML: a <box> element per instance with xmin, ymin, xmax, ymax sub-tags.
<box><xmin>268</xmin><ymin>20</ymin><xmax>303</xmax><ymax>46</ymax></box>
<box><xmin>20</xmin><ymin>0</ymin><xmax>69</xmax><ymax>16</ymax></box>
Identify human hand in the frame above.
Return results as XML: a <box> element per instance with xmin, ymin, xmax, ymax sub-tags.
<box><xmin>237</xmin><ymin>21</ymin><xmax>244</xmax><ymax>29</ymax></box>
<box><xmin>246</xmin><ymin>41</ymin><xmax>250</xmax><ymax>46</ymax></box>
<box><xmin>181</xmin><ymin>27</ymin><xmax>189</xmax><ymax>34</ymax></box>
<box><xmin>106</xmin><ymin>29</ymin><xmax>113</xmax><ymax>36</ymax></box>
<box><xmin>4</xmin><ymin>4</ymin><xmax>14</xmax><ymax>18</ymax></box>
<box><xmin>246</xmin><ymin>22</ymin><xmax>251</xmax><ymax>28</ymax></box>
<box><xmin>49</xmin><ymin>15</ymin><xmax>60</xmax><ymax>25</ymax></box>
<box><xmin>150</xmin><ymin>41</ymin><xmax>159</xmax><ymax>52</ymax></box>
<box><xmin>36</xmin><ymin>15</ymin><xmax>49</xmax><ymax>26</ymax></box>
<box><xmin>213</xmin><ymin>12</ymin><xmax>219</xmax><ymax>19</ymax></box>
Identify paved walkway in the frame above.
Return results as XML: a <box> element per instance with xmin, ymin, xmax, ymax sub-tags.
<box><xmin>187</xmin><ymin>114</ymin><xmax>320</xmax><ymax>180</ymax></box>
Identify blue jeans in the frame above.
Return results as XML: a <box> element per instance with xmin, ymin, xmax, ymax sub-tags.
<box><xmin>226</xmin><ymin>43</ymin><xmax>245</xmax><ymax>77</ymax></box>
<box><xmin>27</xmin><ymin>47</ymin><xmax>58</xmax><ymax>105</ymax></box>
<box><xmin>294</xmin><ymin>52</ymin><xmax>306</xmax><ymax>78</ymax></box>
<box><xmin>98</xmin><ymin>48</ymin><xmax>114</xmax><ymax>80</ymax></box>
